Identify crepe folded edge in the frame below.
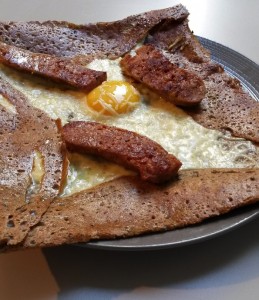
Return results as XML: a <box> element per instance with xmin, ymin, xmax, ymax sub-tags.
<box><xmin>3</xmin><ymin>168</ymin><xmax>257</xmax><ymax>251</ymax></box>
<box><xmin>0</xmin><ymin>76</ymin><xmax>68</xmax><ymax>248</ymax></box>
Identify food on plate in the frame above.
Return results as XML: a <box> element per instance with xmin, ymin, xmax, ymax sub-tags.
<box><xmin>143</xmin><ymin>11</ymin><xmax>259</xmax><ymax>142</ymax></box>
<box><xmin>23</xmin><ymin>169</ymin><xmax>259</xmax><ymax>248</ymax></box>
<box><xmin>0</xmin><ymin>5</ymin><xmax>189</xmax><ymax>63</ymax></box>
<box><xmin>187</xmin><ymin>73</ymin><xmax>259</xmax><ymax>143</ymax></box>
<box><xmin>62</xmin><ymin>121</ymin><xmax>182</xmax><ymax>183</ymax></box>
<box><xmin>120</xmin><ymin>44</ymin><xmax>206</xmax><ymax>106</ymax></box>
<box><xmin>0</xmin><ymin>4</ymin><xmax>258</xmax><ymax>251</ymax></box>
<box><xmin>0</xmin><ymin>41</ymin><xmax>107</xmax><ymax>91</ymax></box>
<box><xmin>0</xmin><ymin>76</ymin><xmax>67</xmax><ymax>247</ymax></box>
<box><xmin>86</xmin><ymin>80</ymin><xmax>140</xmax><ymax>115</ymax></box>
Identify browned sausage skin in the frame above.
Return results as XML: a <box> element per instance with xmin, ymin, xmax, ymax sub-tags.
<box><xmin>62</xmin><ymin>121</ymin><xmax>182</xmax><ymax>184</ymax></box>
<box><xmin>0</xmin><ymin>42</ymin><xmax>106</xmax><ymax>92</ymax></box>
<box><xmin>120</xmin><ymin>44</ymin><xmax>206</xmax><ymax>107</ymax></box>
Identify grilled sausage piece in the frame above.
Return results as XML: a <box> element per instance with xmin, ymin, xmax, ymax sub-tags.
<box><xmin>62</xmin><ymin>121</ymin><xmax>182</xmax><ymax>183</ymax></box>
<box><xmin>0</xmin><ymin>42</ymin><xmax>106</xmax><ymax>92</ymax></box>
<box><xmin>120</xmin><ymin>45</ymin><xmax>206</xmax><ymax>107</ymax></box>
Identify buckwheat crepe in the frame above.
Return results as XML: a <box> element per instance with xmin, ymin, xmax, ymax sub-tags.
<box><xmin>0</xmin><ymin>4</ymin><xmax>258</xmax><ymax>251</ymax></box>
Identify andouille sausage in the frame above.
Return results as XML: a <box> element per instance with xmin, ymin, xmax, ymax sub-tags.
<box><xmin>62</xmin><ymin>121</ymin><xmax>182</xmax><ymax>183</ymax></box>
<box><xmin>0</xmin><ymin>42</ymin><xmax>106</xmax><ymax>92</ymax></box>
<box><xmin>120</xmin><ymin>45</ymin><xmax>206</xmax><ymax>107</ymax></box>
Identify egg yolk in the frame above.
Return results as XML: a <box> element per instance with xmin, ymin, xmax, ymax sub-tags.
<box><xmin>86</xmin><ymin>81</ymin><xmax>140</xmax><ymax>115</ymax></box>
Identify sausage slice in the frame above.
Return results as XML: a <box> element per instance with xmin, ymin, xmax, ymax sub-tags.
<box><xmin>120</xmin><ymin>45</ymin><xmax>206</xmax><ymax>107</ymax></box>
<box><xmin>0</xmin><ymin>42</ymin><xmax>106</xmax><ymax>92</ymax></box>
<box><xmin>62</xmin><ymin>121</ymin><xmax>182</xmax><ymax>183</ymax></box>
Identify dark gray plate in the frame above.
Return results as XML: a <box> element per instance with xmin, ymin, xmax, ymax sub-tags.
<box><xmin>80</xmin><ymin>37</ymin><xmax>259</xmax><ymax>250</ymax></box>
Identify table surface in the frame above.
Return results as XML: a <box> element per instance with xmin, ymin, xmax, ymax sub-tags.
<box><xmin>0</xmin><ymin>1</ymin><xmax>259</xmax><ymax>299</ymax></box>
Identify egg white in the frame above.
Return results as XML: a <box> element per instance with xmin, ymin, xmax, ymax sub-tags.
<box><xmin>0</xmin><ymin>60</ymin><xmax>258</xmax><ymax>196</ymax></box>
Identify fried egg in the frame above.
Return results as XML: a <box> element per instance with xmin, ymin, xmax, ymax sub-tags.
<box><xmin>86</xmin><ymin>80</ymin><xmax>140</xmax><ymax>115</ymax></box>
<box><xmin>0</xmin><ymin>59</ymin><xmax>258</xmax><ymax>196</ymax></box>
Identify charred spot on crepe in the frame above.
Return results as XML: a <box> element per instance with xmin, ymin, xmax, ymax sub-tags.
<box><xmin>0</xmin><ymin>4</ymin><xmax>258</xmax><ymax>251</ymax></box>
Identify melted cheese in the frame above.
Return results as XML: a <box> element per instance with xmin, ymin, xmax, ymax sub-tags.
<box><xmin>62</xmin><ymin>153</ymin><xmax>131</xmax><ymax>196</ymax></box>
<box><xmin>26</xmin><ymin>150</ymin><xmax>45</xmax><ymax>202</ymax></box>
<box><xmin>0</xmin><ymin>94</ymin><xmax>17</xmax><ymax>114</ymax></box>
<box><xmin>0</xmin><ymin>60</ymin><xmax>258</xmax><ymax>196</ymax></box>
<box><xmin>31</xmin><ymin>150</ymin><xmax>44</xmax><ymax>185</ymax></box>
